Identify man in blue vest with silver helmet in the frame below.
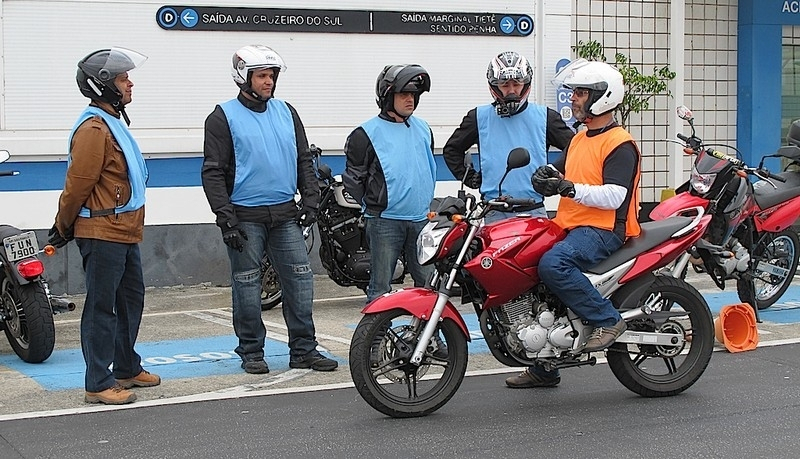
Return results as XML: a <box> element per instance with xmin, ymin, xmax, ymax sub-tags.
<box><xmin>49</xmin><ymin>47</ymin><xmax>161</xmax><ymax>405</ymax></box>
<box><xmin>342</xmin><ymin>64</ymin><xmax>437</xmax><ymax>303</ymax></box>
<box><xmin>202</xmin><ymin>45</ymin><xmax>337</xmax><ymax>374</ymax></box>
<box><xmin>443</xmin><ymin>51</ymin><xmax>574</xmax><ymax>223</ymax></box>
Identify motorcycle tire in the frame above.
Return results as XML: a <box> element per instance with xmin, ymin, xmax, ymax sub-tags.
<box><xmin>260</xmin><ymin>258</ymin><xmax>282</xmax><ymax>311</ymax></box>
<box><xmin>349</xmin><ymin>309</ymin><xmax>467</xmax><ymax>418</ymax></box>
<box><xmin>0</xmin><ymin>276</ymin><xmax>55</xmax><ymax>363</ymax></box>
<box><xmin>737</xmin><ymin>229</ymin><xmax>800</xmax><ymax>310</ymax></box>
<box><xmin>607</xmin><ymin>276</ymin><xmax>713</xmax><ymax>397</ymax></box>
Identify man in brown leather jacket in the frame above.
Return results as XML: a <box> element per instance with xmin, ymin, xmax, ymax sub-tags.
<box><xmin>48</xmin><ymin>47</ymin><xmax>160</xmax><ymax>405</ymax></box>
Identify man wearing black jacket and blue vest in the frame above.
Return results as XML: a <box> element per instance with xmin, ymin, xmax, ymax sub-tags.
<box><xmin>343</xmin><ymin>64</ymin><xmax>437</xmax><ymax>303</ymax></box>
<box><xmin>202</xmin><ymin>45</ymin><xmax>337</xmax><ymax>374</ymax></box>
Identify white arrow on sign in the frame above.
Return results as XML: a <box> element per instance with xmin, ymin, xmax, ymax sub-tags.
<box><xmin>502</xmin><ymin>18</ymin><xmax>514</xmax><ymax>31</ymax></box>
<box><xmin>182</xmin><ymin>11</ymin><xmax>196</xmax><ymax>22</ymax></box>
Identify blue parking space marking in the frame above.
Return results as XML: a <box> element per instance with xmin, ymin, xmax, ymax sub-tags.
<box><xmin>0</xmin><ymin>335</ymin><xmax>342</xmax><ymax>391</ymax></box>
<box><xmin>703</xmin><ymin>285</ymin><xmax>800</xmax><ymax>324</ymax></box>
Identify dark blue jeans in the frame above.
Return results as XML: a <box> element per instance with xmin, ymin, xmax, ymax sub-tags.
<box><xmin>365</xmin><ymin>217</ymin><xmax>433</xmax><ymax>303</ymax></box>
<box><xmin>77</xmin><ymin>238</ymin><xmax>145</xmax><ymax>392</ymax></box>
<box><xmin>532</xmin><ymin>226</ymin><xmax>624</xmax><ymax>379</ymax></box>
<box><xmin>228</xmin><ymin>221</ymin><xmax>317</xmax><ymax>362</ymax></box>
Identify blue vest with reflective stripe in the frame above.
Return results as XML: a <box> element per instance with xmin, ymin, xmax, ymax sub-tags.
<box><xmin>221</xmin><ymin>98</ymin><xmax>297</xmax><ymax>207</ymax></box>
<box><xmin>68</xmin><ymin>106</ymin><xmax>148</xmax><ymax>217</ymax></box>
<box><xmin>361</xmin><ymin>116</ymin><xmax>436</xmax><ymax>221</ymax></box>
<box><xmin>476</xmin><ymin>103</ymin><xmax>547</xmax><ymax>200</ymax></box>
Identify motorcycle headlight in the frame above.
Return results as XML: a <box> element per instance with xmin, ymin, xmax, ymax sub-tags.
<box><xmin>417</xmin><ymin>221</ymin><xmax>450</xmax><ymax>265</ymax></box>
<box><xmin>689</xmin><ymin>166</ymin><xmax>716</xmax><ymax>194</ymax></box>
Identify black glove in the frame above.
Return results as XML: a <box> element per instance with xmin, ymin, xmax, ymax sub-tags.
<box><xmin>295</xmin><ymin>206</ymin><xmax>317</xmax><ymax>227</ymax></box>
<box><xmin>47</xmin><ymin>224</ymin><xmax>73</xmax><ymax>248</ymax></box>
<box><xmin>464</xmin><ymin>169</ymin><xmax>482</xmax><ymax>189</ymax></box>
<box><xmin>532</xmin><ymin>165</ymin><xmax>576</xmax><ymax>198</ymax></box>
<box><xmin>222</xmin><ymin>228</ymin><xmax>248</xmax><ymax>252</ymax></box>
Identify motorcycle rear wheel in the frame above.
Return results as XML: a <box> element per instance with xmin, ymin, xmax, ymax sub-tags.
<box><xmin>608</xmin><ymin>276</ymin><xmax>713</xmax><ymax>397</ymax></box>
<box><xmin>349</xmin><ymin>309</ymin><xmax>467</xmax><ymax>418</ymax></box>
<box><xmin>737</xmin><ymin>229</ymin><xmax>799</xmax><ymax>310</ymax></box>
<box><xmin>0</xmin><ymin>276</ymin><xmax>55</xmax><ymax>363</ymax></box>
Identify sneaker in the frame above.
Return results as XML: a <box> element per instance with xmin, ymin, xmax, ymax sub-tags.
<box><xmin>85</xmin><ymin>384</ymin><xmax>137</xmax><ymax>405</ymax></box>
<box><xmin>241</xmin><ymin>359</ymin><xmax>270</xmax><ymax>374</ymax></box>
<box><xmin>582</xmin><ymin>318</ymin><xmax>627</xmax><ymax>353</ymax></box>
<box><xmin>289</xmin><ymin>351</ymin><xmax>338</xmax><ymax>371</ymax></box>
<box><xmin>505</xmin><ymin>369</ymin><xmax>560</xmax><ymax>388</ymax></box>
<box><xmin>117</xmin><ymin>369</ymin><xmax>161</xmax><ymax>389</ymax></box>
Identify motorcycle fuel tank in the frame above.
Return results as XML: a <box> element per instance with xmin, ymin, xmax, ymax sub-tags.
<box><xmin>465</xmin><ymin>217</ymin><xmax>565</xmax><ymax>306</ymax></box>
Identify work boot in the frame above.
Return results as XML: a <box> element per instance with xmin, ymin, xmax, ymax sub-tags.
<box><xmin>289</xmin><ymin>350</ymin><xmax>338</xmax><ymax>371</ymax></box>
<box><xmin>117</xmin><ymin>369</ymin><xmax>161</xmax><ymax>389</ymax></box>
<box><xmin>430</xmin><ymin>333</ymin><xmax>449</xmax><ymax>360</ymax></box>
<box><xmin>85</xmin><ymin>384</ymin><xmax>137</xmax><ymax>405</ymax></box>
<box><xmin>505</xmin><ymin>369</ymin><xmax>560</xmax><ymax>388</ymax></box>
<box><xmin>241</xmin><ymin>359</ymin><xmax>270</xmax><ymax>374</ymax></box>
<box><xmin>582</xmin><ymin>318</ymin><xmax>627</xmax><ymax>353</ymax></box>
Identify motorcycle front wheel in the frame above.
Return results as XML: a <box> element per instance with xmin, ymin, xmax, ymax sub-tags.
<box><xmin>349</xmin><ymin>309</ymin><xmax>468</xmax><ymax>418</ymax></box>
<box><xmin>260</xmin><ymin>256</ymin><xmax>282</xmax><ymax>311</ymax></box>
<box><xmin>737</xmin><ymin>229</ymin><xmax>800</xmax><ymax>310</ymax></box>
<box><xmin>0</xmin><ymin>276</ymin><xmax>55</xmax><ymax>363</ymax></box>
<box><xmin>608</xmin><ymin>276</ymin><xmax>714</xmax><ymax>397</ymax></box>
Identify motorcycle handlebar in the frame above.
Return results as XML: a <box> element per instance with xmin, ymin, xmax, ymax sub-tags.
<box><xmin>756</xmin><ymin>168</ymin><xmax>787</xmax><ymax>183</ymax></box>
<box><xmin>0</xmin><ymin>170</ymin><xmax>18</xmax><ymax>177</ymax></box>
<box><xmin>676</xmin><ymin>133</ymin><xmax>690</xmax><ymax>143</ymax></box>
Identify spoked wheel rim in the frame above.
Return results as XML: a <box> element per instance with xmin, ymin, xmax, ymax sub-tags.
<box><xmin>752</xmin><ymin>234</ymin><xmax>796</xmax><ymax>302</ymax></box>
<box><xmin>607</xmin><ymin>277</ymin><xmax>713</xmax><ymax>396</ymax></box>
<box><xmin>350</xmin><ymin>309</ymin><xmax>468</xmax><ymax>417</ymax></box>
<box><xmin>1</xmin><ymin>277</ymin><xmax>29</xmax><ymax>349</ymax></box>
<box><xmin>260</xmin><ymin>265</ymin><xmax>281</xmax><ymax>305</ymax></box>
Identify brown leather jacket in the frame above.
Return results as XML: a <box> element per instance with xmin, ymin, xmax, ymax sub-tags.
<box><xmin>55</xmin><ymin>103</ymin><xmax>145</xmax><ymax>243</ymax></box>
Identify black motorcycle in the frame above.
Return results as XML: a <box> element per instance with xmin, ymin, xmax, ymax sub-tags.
<box><xmin>261</xmin><ymin>145</ymin><xmax>404</xmax><ymax>310</ymax></box>
<box><xmin>0</xmin><ymin>150</ymin><xmax>73</xmax><ymax>362</ymax></box>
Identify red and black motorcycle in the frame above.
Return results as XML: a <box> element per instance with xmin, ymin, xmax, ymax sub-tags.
<box><xmin>348</xmin><ymin>147</ymin><xmax>715</xmax><ymax>418</ymax></box>
<box><xmin>651</xmin><ymin>106</ymin><xmax>800</xmax><ymax>312</ymax></box>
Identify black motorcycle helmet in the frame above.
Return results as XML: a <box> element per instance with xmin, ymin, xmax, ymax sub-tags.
<box><xmin>788</xmin><ymin>119</ymin><xmax>800</xmax><ymax>147</ymax></box>
<box><xmin>76</xmin><ymin>47</ymin><xmax>147</xmax><ymax>124</ymax></box>
<box><xmin>375</xmin><ymin>64</ymin><xmax>431</xmax><ymax>116</ymax></box>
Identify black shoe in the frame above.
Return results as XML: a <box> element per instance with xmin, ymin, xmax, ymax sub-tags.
<box><xmin>431</xmin><ymin>333</ymin><xmax>448</xmax><ymax>360</ymax></box>
<box><xmin>505</xmin><ymin>369</ymin><xmax>560</xmax><ymax>388</ymax></box>
<box><xmin>289</xmin><ymin>351</ymin><xmax>338</xmax><ymax>372</ymax></box>
<box><xmin>241</xmin><ymin>359</ymin><xmax>270</xmax><ymax>374</ymax></box>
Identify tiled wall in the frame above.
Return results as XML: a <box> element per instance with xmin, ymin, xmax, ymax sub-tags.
<box><xmin>573</xmin><ymin>0</ymin><xmax>738</xmax><ymax>202</ymax></box>
<box><xmin>783</xmin><ymin>25</ymin><xmax>800</xmax><ymax>142</ymax></box>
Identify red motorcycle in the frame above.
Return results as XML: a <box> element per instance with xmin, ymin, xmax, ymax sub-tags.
<box><xmin>651</xmin><ymin>106</ymin><xmax>800</xmax><ymax>312</ymax></box>
<box><xmin>349</xmin><ymin>148</ymin><xmax>715</xmax><ymax>418</ymax></box>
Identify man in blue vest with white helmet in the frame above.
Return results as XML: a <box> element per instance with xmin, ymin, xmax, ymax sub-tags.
<box><xmin>202</xmin><ymin>45</ymin><xmax>337</xmax><ymax>374</ymax></box>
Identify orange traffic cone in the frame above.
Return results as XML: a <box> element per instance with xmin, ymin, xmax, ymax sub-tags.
<box><xmin>713</xmin><ymin>304</ymin><xmax>759</xmax><ymax>353</ymax></box>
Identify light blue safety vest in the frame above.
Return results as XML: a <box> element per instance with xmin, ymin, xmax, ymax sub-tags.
<box><xmin>220</xmin><ymin>98</ymin><xmax>297</xmax><ymax>207</ymax></box>
<box><xmin>476</xmin><ymin>103</ymin><xmax>547</xmax><ymax>200</ymax></box>
<box><xmin>361</xmin><ymin>116</ymin><xmax>436</xmax><ymax>221</ymax></box>
<box><xmin>68</xmin><ymin>106</ymin><xmax>148</xmax><ymax>217</ymax></box>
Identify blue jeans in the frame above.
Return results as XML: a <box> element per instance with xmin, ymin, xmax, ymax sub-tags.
<box><xmin>228</xmin><ymin>221</ymin><xmax>317</xmax><ymax>362</ymax></box>
<box><xmin>77</xmin><ymin>239</ymin><xmax>145</xmax><ymax>392</ymax></box>
<box><xmin>484</xmin><ymin>207</ymin><xmax>547</xmax><ymax>224</ymax></box>
<box><xmin>365</xmin><ymin>217</ymin><xmax>433</xmax><ymax>303</ymax></box>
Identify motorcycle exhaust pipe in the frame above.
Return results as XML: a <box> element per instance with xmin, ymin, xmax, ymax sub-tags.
<box><xmin>50</xmin><ymin>297</ymin><xmax>76</xmax><ymax>314</ymax></box>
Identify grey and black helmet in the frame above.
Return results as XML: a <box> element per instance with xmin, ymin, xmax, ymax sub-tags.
<box><xmin>375</xmin><ymin>64</ymin><xmax>431</xmax><ymax>114</ymax></box>
<box><xmin>76</xmin><ymin>47</ymin><xmax>147</xmax><ymax>124</ymax></box>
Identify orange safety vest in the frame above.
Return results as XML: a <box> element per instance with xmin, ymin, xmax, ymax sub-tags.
<box><xmin>553</xmin><ymin>126</ymin><xmax>641</xmax><ymax>238</ymax></box>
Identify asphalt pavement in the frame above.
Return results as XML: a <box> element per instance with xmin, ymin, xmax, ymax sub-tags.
<box><xmin>0</xmin><ymin>270</ymin><xmax>798</xmax><ymax>420</ymax></box>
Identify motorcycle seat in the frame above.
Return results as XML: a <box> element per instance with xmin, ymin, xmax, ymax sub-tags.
<box><xmin>752</xmin><ymin>170</ymin><xmax>800</xmax><ymax>210</ymax></box>
<box><xmin>586</xmin><ymin>216</ymin><xmax>695</xmax><ymax>274</ymax></box>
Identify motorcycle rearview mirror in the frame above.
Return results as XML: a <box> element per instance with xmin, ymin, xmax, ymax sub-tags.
<box><xmin>0</xmin><ymin>150</ymin><xmax>9</xmax><ymax>164</ymax></box>
<box><xmin>497</xmin><ymin>148</ymin><xmax>531</xmax><ymax>198</ymax></box>
<box><xmin>676</xmin><ymin>105</ymin><xmax>693</xmax><ymax>122</ymax></box>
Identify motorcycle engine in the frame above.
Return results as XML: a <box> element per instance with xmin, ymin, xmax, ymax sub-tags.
<box><xmin>497</xmin><ymin>292</ymin><xmax>582</xmax><ymax>358</ymax></box>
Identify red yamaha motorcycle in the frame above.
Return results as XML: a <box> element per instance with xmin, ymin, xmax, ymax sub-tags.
<box><xmin>651</xmin><ymin>106</ymin><xmax>800</xmax><ymax>312</ymax></box>
<box><xmin>349</xmin><ymin>148</ymin><xmax>715</xmax><ymax>418</ymax></box>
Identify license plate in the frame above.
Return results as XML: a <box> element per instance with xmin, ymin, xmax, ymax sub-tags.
<box><xmin>3</xmin><ymin>231</ymin><xmax>39</xmax><ymax>262</ymax></box>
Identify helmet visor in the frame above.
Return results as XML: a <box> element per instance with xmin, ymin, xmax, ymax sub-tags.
<box><xmin>551</xmin><ymin>58</ymin><xmax>590</xmax><ymax>89</ymax></box>
<box><xmin>82</xmin><ymin>47</ymin><xmax>148</xmax><ymax>82</ymax></box>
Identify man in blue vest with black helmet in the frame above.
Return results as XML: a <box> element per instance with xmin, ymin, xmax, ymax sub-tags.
<box><xmin>202</xmin><ymin>45</ymin><xmax>337</xmax><ymax>375</ymax></box>
<box><xmin>49</xmin><ymin>47</ymin><xmax>161</xmax><ymax>405</ymax></box>
<box><xmin>342</xmin><ymin>64</ymin><xmax>437</xmax><ymax>304</ymax></box>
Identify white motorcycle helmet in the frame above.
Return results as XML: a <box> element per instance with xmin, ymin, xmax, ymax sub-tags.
<box><xmin>487</xmin><ymin>51</ymin><xmax>533</xmax><ymax>117</ymax></box>
<box><xmin>231</xmin><ymin>45</ymin><xmax>286</xmax><ymax>100</ymax></box>
<box><xmin>552</xmin><ymin>58</ymin><xmax>624</xmax><ymax>117</ymax></box>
